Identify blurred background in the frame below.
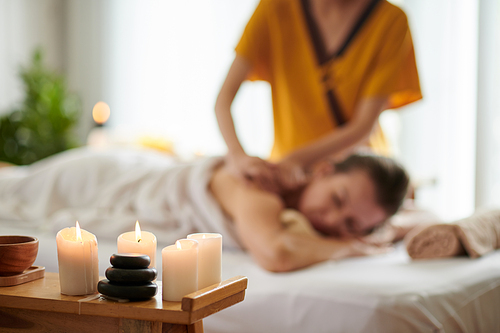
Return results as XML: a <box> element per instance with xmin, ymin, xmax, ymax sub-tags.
<box><xmin>0</xmin><ymin>0</ymin><xmax>499</xmax><ymax>221</ymax></box>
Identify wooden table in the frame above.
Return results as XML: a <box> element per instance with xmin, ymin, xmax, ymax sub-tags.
<box><xmin>0</xmin><ymin>272</ymin><xmax>247</xmax><ymax>333</ymax></box>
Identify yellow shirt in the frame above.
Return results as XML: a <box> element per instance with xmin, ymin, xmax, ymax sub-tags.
<box><xmin>235</xmin><ymin>0</ymin><xmax>422</xmax><ymax>160</ymax></box>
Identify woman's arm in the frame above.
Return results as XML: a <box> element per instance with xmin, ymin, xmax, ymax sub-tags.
<box><xmin>215</xmin><ymin>55</ymin><xmax>249</xmax><ymax>161</ymax></box>
<box><xmin>281</xmin><ymin>97</ymin><xmax>388</xmax><ymax>170</ymax></box>
<box><xmin>210</xmin><ymin>166</ymin><xmax>388</xmax><ymax>272</ymax></box>
<box><xmin>215</xmin><ymin>55</ymin><xmax>279</xmax><ymax>192</ymax></box>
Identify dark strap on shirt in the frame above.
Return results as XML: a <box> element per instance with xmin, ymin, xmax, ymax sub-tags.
<box><xmin>326</xmin><ymin>89</ymin><xmax>346</xmax><ymax>126</ymax></box>
<box><xmin>301</xmin><ymin>0</ymin><xmax>382</xmax><ymax>64</ymax></box>
<box><xmin>300</xmin><ymin>0</ymin><xmax>382</xmax><ymax>126</ymax></box>
<box><xmin>334</xmin><ymin>0</ymin><xmax>382</xmax><ymax>59</ymax></box>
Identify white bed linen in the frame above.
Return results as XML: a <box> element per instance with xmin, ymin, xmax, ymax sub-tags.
<box><xmin>2</xmin><ymin>225</ymin><xmax>499</xmax><ymax>333</ymax></box>
<box><xmin>207</xmin><ymin>245</ymin><xmax>500</xmax><ymax>333</ymax></box>
<box><xmin>0</xmin><ymin>147</ymin><xmax>242</xmax><ymax>249</ymax></box>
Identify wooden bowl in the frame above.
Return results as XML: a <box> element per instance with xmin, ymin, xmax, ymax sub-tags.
<box><xmin>0</xmin><ymin>235</ymin><xmax>39</xmax><ymax>276</ymax></box>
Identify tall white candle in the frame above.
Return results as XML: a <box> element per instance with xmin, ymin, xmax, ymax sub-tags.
<box><xmin>162</xmin><ymin>239</ymin><xmax>198</xmax><ymax>302</ymax></box>
<box><xmin>187</xmin><ymin>233</ymin><xmax>222</xmax><ymax>289</ymax></box>
<box><xmin>117</xmin><ymin>221</ymin><xmax>157</xmax><ymax>268</ymax></box>
<box><xmin>56</xmin><ymin>222</ymin><xmax>99</xmax><ymax>295</ymax></box>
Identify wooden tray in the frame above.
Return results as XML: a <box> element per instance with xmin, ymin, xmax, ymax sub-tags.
<box><xmin>0</xmin><ymin>266</ymin><xmax>45</xmax><ymax>287</ymax></box>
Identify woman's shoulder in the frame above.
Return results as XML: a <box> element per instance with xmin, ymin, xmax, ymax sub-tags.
<box><xmin>210</xmin><ymin>163</ymin><xmax>285</xmax><ymax>218</ymax></box>
<box><xmin>210</xmin><ymin>163</ymin><xmax>281</xmax><ymax>200</ymax></box>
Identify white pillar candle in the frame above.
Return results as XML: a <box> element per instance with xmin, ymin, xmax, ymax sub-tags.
<box><xmin>187</xmin><ymin>233</ymin><xmax>222</xmax><ymax>289</ymax></box>
<box><xmin>162</xmin><ymin>239</ymin><xmax>198</xmax><ymax>302</ymax></box>
<box><xmin>117</xmin><ymin>221</ymin><xmax>157</xmax><ymax>268</ymax></box>
<box><xmin>56</xmin><ymin>222</ymin><xmax>99</xmax><ymax>296</ymax></box>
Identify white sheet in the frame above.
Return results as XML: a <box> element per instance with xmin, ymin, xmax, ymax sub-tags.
<box><xmin>206</xmin><ymin>245</ymin><xmax>500</xmax><ymax>333</ymax></box>
<box><xmin>0</xmin><ymin>147</ymin><xmax>242</xmax><ymax>249</ymax></box>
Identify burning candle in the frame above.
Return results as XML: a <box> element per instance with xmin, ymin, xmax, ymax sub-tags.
<box><xmin>117</xmin><ymin>221</ymin><xmax>157</xmax><ymax>268</ymax></box>
<box><xmin>87</xmin><ymin>101</ymin><xmax>110</xmax><ymax>147</ymax></box>
<box><xmin>92</xmin><ymin>101</ymin><xmax>111</xmax><ymax>125</ymax></box>
<box><xmin>187</xmin><ymin>233</ymin><xmax>222</xmax><ymax>289</ymax></box>
<box><xmin>56</xmin><ymin>222</ymin><xmax>99</xmax><ymax>295</ymax></box>
<box><xmin>162</xmin><ymin>239</ymin><xmax>198</xmax><ymax>302</ymax></box>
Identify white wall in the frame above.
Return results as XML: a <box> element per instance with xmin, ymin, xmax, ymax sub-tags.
<box><xmin>0</xmin><ymin>0</ymin><xmax>65</xmax><ymax>115</ymax></box>
<box><xmin>475</xmin><ymin>0</ymin><xmax>500</xmax><ymax>210</ymax></box>
<box><xmin>65</xmin><ymin>0</ymin><xmax>106</xmax><ymax>141</ymax></box>
<box><xmin>393</xmin><ymin>0</ymin><xmax>479</xmax><ymax>221</ymax></box>
<box><xmin>97</xmin><ymin>0</ymin><xmax>272</xmax><ymax>158</ymax></box>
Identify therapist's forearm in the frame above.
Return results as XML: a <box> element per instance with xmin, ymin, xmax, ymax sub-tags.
<box><xmin>215</xmin><ymin>56</ymin><xmax>252</xmax><ymax>156</ymax></box>
<box><xmin>284</xmin><ymin>98</ymin><xmax>387</xmax><ymax>168</ymax></box>
<box><xmin>286</xmin><ymin>122</ymin><xmax>371</xmax><ymax>168</ymax></box>
<box><xmin>215</xmin><ymin>101</ymin><xmax>246</xmax><ymax>156</ymax></box>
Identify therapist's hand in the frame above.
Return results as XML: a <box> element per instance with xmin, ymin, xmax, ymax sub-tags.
<box><xmin>225</xmin><ymin>153</ymin><xmax>280</xmax><ymax>193</ymax></box>
<box><xmin>275</xmin><ymin>160</ymin><xmax>308</xmax><ymax>191</ymax></box>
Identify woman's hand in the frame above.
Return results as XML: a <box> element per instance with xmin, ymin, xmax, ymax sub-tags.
<box><xmin>225</xmin><ymin>153</ymin><xmax>280</xmax><ymax>193</ymax></box>
<box><xmin>275</xmin><ymin>160</ymin><xmax>308</xmax><ymax>191</ymax></box>
<box><xmin>225</xmin><ymin>152</ymin><xmax>308</xmax><ymax>194</ymax></box>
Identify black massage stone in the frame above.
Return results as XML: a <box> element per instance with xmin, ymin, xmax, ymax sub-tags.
<box><xmin>110</xmin><ymin>253</ymin><xmax>150</xmax><ymax>269</ymax></box>
<box><xmin>98</xmin><ymin>279</ymin><xmax>158</xmax><ymax>300</ymax></box>
<box><xmin>106</xmin><ymin>267</ymin><xmax>157</xmax><ymax>284</ymax></box>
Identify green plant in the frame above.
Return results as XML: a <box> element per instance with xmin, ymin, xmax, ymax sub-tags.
<box><xmin>0</xmin><ymin>48</ymin><xmax>81</xmax><ymax>165</ymax></box>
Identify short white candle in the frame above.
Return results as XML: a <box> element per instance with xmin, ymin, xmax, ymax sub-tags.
<box><xmin>187</xmin><ymin>233</ymin><xmax>222</xmax><ymax>289</ymax></box>
<box><xmin>162</xmin><ymin>239</ymin><xmax>198</xmax><ymax>302</ymax></box>
<box><xmin>56</xmin><ymin>222</ymin><xmax>99</xmax><ymax>295</ymax></box>
<box><xmin>117</xmin><ymin>221</ymin><xmax>157</xmax><ymax>268</ymax></box>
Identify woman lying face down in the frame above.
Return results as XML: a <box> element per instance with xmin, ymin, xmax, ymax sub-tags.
<box><xmin>0</xmin><ymin>148</ymin><xmax>407</xmax><ymax>272</ymax></box>
<box><xmin>210</xmin><ymin>153</ymin><xmax>409</xmax><ymax>272</ymax></box>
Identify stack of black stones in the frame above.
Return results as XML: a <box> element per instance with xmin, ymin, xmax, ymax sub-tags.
<box><xmin>98</xmin><ymin>253</ymin><xmax>158</xmax><ymax>301</ymax></box>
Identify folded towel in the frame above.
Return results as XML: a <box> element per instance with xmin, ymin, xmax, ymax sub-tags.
<box><xmin>405</xmin><ymin>209</ymin><xmax>500</xmax><ymax>259</ymax></box>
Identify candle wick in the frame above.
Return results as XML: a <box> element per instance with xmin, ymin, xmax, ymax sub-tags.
<box><xmin>138</xmin><ymin>238</ymin><xmax>141</xmax><ymax>243</ymax></box>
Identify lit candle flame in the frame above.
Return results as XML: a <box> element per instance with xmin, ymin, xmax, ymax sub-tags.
<box><xmin>176</xmin><ymin>240</ymin><xmax>182</xmax><ymax>250</ymax></box>
<box><xmin>76</xmin><ymin>221</ymin><xmax>82</xmax><ymax>242</ymax></box>
<box><xmin>202</xmin><ymin>234</ymin><xmax>206</xmax><ymax>239</ymax></box>
<box><xmin>92</xmin><ymin>101</ymin><xmax>110</xmax><ymax>125</ymax></box>
<box><xmin>135</xmin><ymin>221</ymin><xmax>142</xmax><ymax>243</ymax></box>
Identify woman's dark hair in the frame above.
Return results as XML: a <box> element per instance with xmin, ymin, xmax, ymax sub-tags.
<box><xmin>333</xmin><ymin>153</ymin><xmax>410</xmax><ymax>217</ymax></box>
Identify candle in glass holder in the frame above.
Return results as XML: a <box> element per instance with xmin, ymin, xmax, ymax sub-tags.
<box><xmin>56</xmin><ymin>222</ymin><xmax>99</xmax><ymax>295</ymax></box>
<box><xmin>117</xmin><ymin>221</ymin><xmax>157</xmax><ymax>268</ymax></box>
<box><xmin>187</xmin><ymin>233</ymin><xmax>222</xmax><ymax>289</ymax></box>
<box><xmin>162</xmin><ymin>239</ymin><xmax>198</xmax><ymax>301</ymax></box>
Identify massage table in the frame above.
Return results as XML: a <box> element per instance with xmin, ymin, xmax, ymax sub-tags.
<box><xmin>1</xmin><ymin>148</ymin><xmax>499</xmax><ymax>332</ymax></box>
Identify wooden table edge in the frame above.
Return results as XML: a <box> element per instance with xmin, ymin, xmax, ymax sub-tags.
<box><xmin>0</xmin><ymin>272</ymin><xmax>248</xmax><ymax>325</ymax></box>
